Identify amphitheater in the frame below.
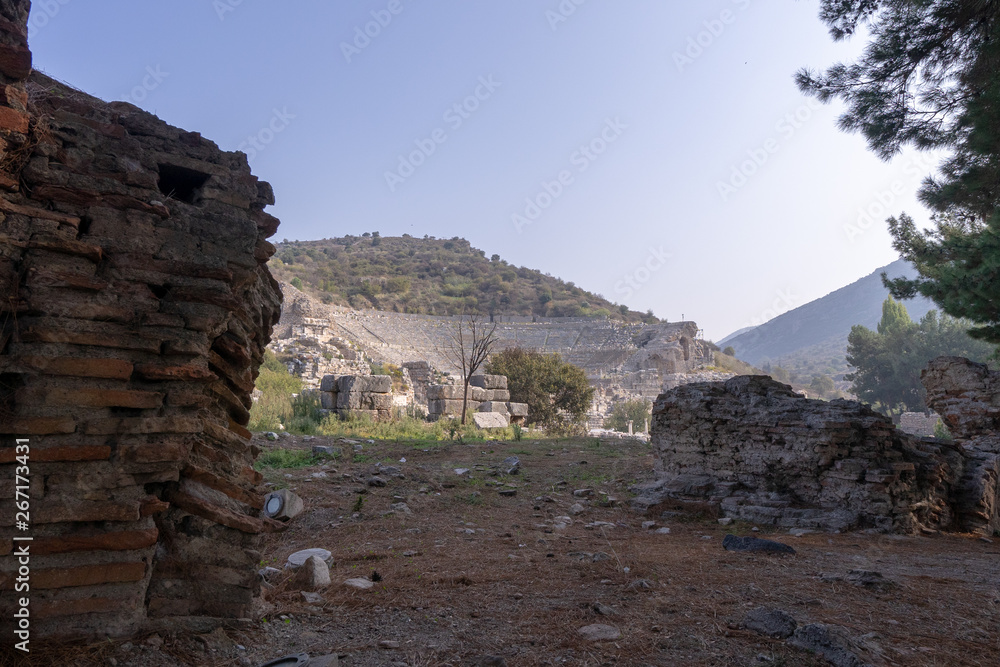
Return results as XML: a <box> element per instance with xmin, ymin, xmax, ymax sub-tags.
<box><xmin>271</xmin><ymin>285</ymin><xmax>727</xmax><ymax>417</ymax></box>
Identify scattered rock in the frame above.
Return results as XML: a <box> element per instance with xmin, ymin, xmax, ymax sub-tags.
<box><xmin>718</xmin><ymin>517</ymin><xmax>734</xmax><ymax>525</ymax></box>
<box><xmin>742</xmin><ymin>607</ymin><xmax>798</xmax><ymax>639</ymax></box>
<box><xmin>574</xmin><ymin>489</ymin><xmax>594</xmax><ymax>498</ymax></box>
<box><xmin>265</xmin><ymin>432</ymin><xmax>279</xmax><ymax>441</ymax></box>
<box><xmin>567</xmin><ymin>551</ymin><xmax>593</xmax><ymax>561</ymax></box>
<box><xmin>591</xmin><ymin>552</ymin><xmax>611</xmax><ymax>562</ymax></box>
<box><xmin>390</xmin><ymin>502</ymin><xmax>412</xmax><ymax>514</ymax></box>
<box><xmin>577</xmin><ymin>623</ymin><xmax>622</xmax><ymax>641</ymax></box>
<box><xmin>502</xmin><ymin>456</ymin><xmax>520</xmax><ymax>474</ymax></box>
<box><xmin>654</xmin><ymin>527</ymin><xmax>671</xmax><ymax>534</ymax></box>
<box><xmin>290</xmin><ymin>555</ymin><xmax>331</xmax><ymax>591</ymax></box>
<box><xmin>455</xmin><ymin>468</ymin><xmax>471</xmax><ymax>476</ymax></box>
<box><xmin>593</xmin><ymin>602</ymin><xmax>617</xmax><ymax>616</ymax></box>
<box><xmin>722</xmin><ymin>534</ymin><xmax>796</xmax><ymax>554</ymax></box>
<box><xmin>846</xmin><ymin>569</ymin><xmax>896</xmax><ymax>590</ymax></box>
<box><xmin>258</xmin><ymin>566</ymin><xmax>283</xmax><ymax>583</ymax></box>
<box><xmin>300</xmin><ymin>591</ymin><xmax>324</xmax><ymax>604</ymax></box>
<box><xmin>344</xmin><ymin>578</ymin><xmax>375</xmax><ymax>590</ymax></box>
<box><xmin>286</xmin><ymin>548</ymin><xmax>333</xmax><ymax>569</ymax></box>
<box><xmin>585</xmin><ymin>521</ymin><xmax>616</xmax><ymax>530</ymax></box>
<box><xmin>312</xmin><ymin>445</ymin><xmax>340</xmax><ymax>457</ymax></box>
<box><xmin>498</xmin><ymin>488</ymin><xmax>517</xmax><ymax>497</ymax></box>
<box><xmin>569</xmin><ymin>503</ymin><xmax>587</xmax><ymax>515</ymax></box>
<box><xmin>626</xmin><ymin>578</ymin><xmax>654</xmax><ymax>591</ymax></box>
<box><xmin>368</xmin><ymin>475</ymin><xmax>388</xmax><ymax>487</ymax></box>
<box><xmin>641</xmin><ymin>521</ymin><xmax>657</xmax><ymax>530</ymax></box>
<box><xmin>256</xmin><ymin>655</ymin><xmax>311</xmax><ymax>667</ymax></box>
<box><xmin>788</xmin><ymin>623</ymin><xmax>876</xmax><ymax>667</ymax></box>
<box><xmin>378</xmin><ymin>640</ymin><xmax>400</xmax><ymax>649</ymax></box>
<box><xmin>144</xmin><ymin>634</ymin><xmax>164</xmax><ymax>648</ymax></box>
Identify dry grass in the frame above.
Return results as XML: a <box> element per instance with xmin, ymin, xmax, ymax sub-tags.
<box><xmin>7</xmin><ymin>435</ymin><xmax>999</xmax><ymax>666</ymax></box>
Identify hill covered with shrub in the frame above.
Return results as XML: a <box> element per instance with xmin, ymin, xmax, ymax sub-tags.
<box><xmin>270</xmin><ymin>234</ymin><xmax>658</xmax><ymax>322</ymax></box>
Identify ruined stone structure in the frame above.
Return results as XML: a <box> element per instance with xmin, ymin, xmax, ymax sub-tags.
<box><xmin>922</xmin><ymin>357</ymin><xmax>1000</xmax><ymax>535</ymax></box>
<box><xmin>0</xmin><ymin>3</ymin><xmax>282</xmax><ymax>641</ymax></box>
<box><xmin>639</xmin><ymin>361</ymin><xmax>1000</xmax><ymax>535</ymax></box>
<box><xmin>319</xmin><ymin>374</ymin><xmax>393</xmax><ymax>422</ymax></box>
<box><xmin>273</xmin><ymin>285</ymin><xmax>715</xmax><ymax>423</ymax></box>
<box><xmin>425</xmin><ymin>375</ymin><xmax>526</xmax><ymax>426</ymax></box>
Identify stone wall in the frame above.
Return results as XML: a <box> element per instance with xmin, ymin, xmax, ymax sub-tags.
<box><xmin>319</xmin><ymin>374</ymin><xmax>393</xmax><ymax>422</ymax></box>
<box><xmin>922</xmin><ymin>357</ymin><xmax>1000</xmax><ymax>535</ymax></box>
<box><xmin>641</xmin><ymin>375</ymin><xmax>973</xmax><ymax>534</ymax></box>
<box><xmin>0</xmin><ymin>3</ymin><xmax>282</xmax><ymax>642</ymax></box>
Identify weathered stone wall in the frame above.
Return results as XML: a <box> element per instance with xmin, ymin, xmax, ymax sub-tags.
<box><xmin>898</xmin><ymin>411</ymin><xmax>941</xmax><ymax>437</ymax></box>
<box><xmin>642</xmin><ymin>375</ymin><xmax>969</xmax><ymax>533</ymax></box>
<box><xmin>0</xmin><ymin>3</ymin><xmax>283</xmax><ymax>641</ymax></box>
<box><xmin>922</xmin><ymin>357</ymin><xmax>1000</xmax><ymax>535</ymax></box>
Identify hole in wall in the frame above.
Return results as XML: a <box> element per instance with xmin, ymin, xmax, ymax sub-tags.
<box><xmin>157</xmin><ymin>164</ymin><xmax>210</xmax><ymax>204</ymax></box>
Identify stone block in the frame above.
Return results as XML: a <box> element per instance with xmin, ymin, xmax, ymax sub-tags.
<box><xmin>320</xmin><ymin>375</ymin><xmax>341</xmax><ymax>392</ymax></box>
<box><xmin>478</xmin><ymin>401</ymin><xmax>509</xmax><ymax>415</ymax></box>
<box><xmin>507</xmin><ymin>402</ymin><xmax>529</xmax><ymax>417</ymax></box>
<box><xmin>471</xmin><ymin>374</ymin><xmax>507</xmax><ymax>390</ymax></box>
<box><xmin>492</xmin><ymin>389</ymin><xmax>511</xmax><ymax>401</ymax></box>
<box><xmin>427</xmin><ymin>384</ymin><xmax>464</xmax><ymax>400</ymax></box>
<box><xmin>338</xmin><ymin>375</ymin><xmax>391</xmax><ymax>394</ymax></box>
<box><xmin>320</xmin><ymin>392</ymin><xmax>337</xmax><ymax>409</ymax></box>
<box><xmin>470</xmin><ymin>386</ymin><xmax>489</xmax><ymax>402</ymax></box>
<box><xmin>474</xmin><ymin>412</ymin><xmax>509</xmax><ymax>429</ymax></box>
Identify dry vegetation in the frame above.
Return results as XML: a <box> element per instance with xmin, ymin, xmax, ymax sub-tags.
<box><xmin>11</xmin><ymin>436</ymin><xmax>999</xmax><ymax>667</ymax></box>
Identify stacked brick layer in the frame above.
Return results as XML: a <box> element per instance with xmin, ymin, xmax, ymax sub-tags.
<box><xmin>0</xmin><ymin>6</ymin><xmax>282</xmax><ymax>641</ymax></box>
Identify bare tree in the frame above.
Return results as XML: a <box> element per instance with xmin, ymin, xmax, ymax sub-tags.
<box><xmin>445</xmin><ymin>315</ymin><xmax>499</xmax><ymax>425</ymax></box>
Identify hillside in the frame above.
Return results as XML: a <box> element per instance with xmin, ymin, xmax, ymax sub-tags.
<box><xmin>723</xmin><ymin>259</ymin><xmax>936</xmax><ymax>373</ymax></box>
<box><xmin>269</xmin><ymin>235</ymin><xmax>657</xmax><ymax>323</ymax></box>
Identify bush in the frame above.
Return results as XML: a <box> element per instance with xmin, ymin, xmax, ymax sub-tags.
<box><xmin>605</xmin><ymin>399</ymin><xmax>652</xmax><ymax>433</ymax></box>
<box><xmin>248</xmin><ymin>351</ymin><xmax>302</xmax><ymax>432</ymax></box>
<box><xmin>486</xmin><ymin>348</ymin><xmax>594</xmax><ymax>430</ymax></box>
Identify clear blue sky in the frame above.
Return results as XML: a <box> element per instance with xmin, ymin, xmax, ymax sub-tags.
<box><xmin>30</xmin><ymin>1</ymin><xmax>935</xmax><ymax>340</ymax></box>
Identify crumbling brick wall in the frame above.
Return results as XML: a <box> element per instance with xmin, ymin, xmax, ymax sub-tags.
<box><xmin>0</xmin><ymin>1</ymin><xmax>283</xmax><ymax>641</ymax></box>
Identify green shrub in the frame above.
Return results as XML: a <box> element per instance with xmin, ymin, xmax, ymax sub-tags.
<box><xmin>605</xmin><ymin>399</ymin><xmax>652</xmax><ymax>433</ymax></box>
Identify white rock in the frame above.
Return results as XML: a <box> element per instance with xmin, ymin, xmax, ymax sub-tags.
<box><xmin>578</xmin><ymin>624</ymin><xmax>621</xmax><ymax>641</ymax></box>
<box><xmin>344</xmin><ymin>577</ymin><xmax>374</xmax><ymax>590</ymax></box>
<box><xmin>286</xmin><ymin>548</ymin><xmax>332</xmax><ymax>569</ymax></box>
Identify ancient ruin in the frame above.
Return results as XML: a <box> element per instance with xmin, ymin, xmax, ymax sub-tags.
<box><xmin>273</xmin><ymin>284</ymin><xmax>724</xmax><ymax>425</ymax></box>
<box><xmin>639</xmin><ymin>357</ymin><xmax>1000</xmax><ymax>535</ymax></box>
<box><xmin>0</xmin><ymin>1</ymin><xmax>282</xmax><ymax>641</ymax></box>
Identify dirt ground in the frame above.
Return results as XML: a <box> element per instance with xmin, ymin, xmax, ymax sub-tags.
<box><xmin>10</xmin><ymin>433</ymin><xmax>1000</xmax><ymax>666</ymax></box>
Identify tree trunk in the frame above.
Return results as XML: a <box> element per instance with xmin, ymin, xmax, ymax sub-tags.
<box><xmin>461</xmin><ymin>377</ymin><xmax>470</xmax><ymax>425</ymax></box>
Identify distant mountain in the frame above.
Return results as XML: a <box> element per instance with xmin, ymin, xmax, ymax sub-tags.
<box><xmin>269</xmin><ymin>235</ymin><xmax>657</xmax><ymax>323</ymax></box>
<box><xmin>717</xmin><ymin>326</ymin><xmax>755</xmax><ymax>346</ymax></box>
<box><xmin>724</xmin><ymin>259</ymin><xmax>937</xmax><ymax>368</ymax></box>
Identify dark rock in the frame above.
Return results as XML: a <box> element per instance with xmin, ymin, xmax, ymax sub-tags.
<box><xmin>742</xmin><ymin>606</ymin><xmax>797</xmax><ymax>638</ymax></box>
<box><xmin>722</xmin><ymin>534</ymin><xmax>796</xmax><ymax>554</ymax></box>
<box><xmin>788</xmin><ymin>623</ymin><xmax>876</xmax><ymax>667</ymax></box>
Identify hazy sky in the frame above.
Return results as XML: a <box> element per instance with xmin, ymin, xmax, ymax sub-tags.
<box><xmin>30</xmin><ymin>1</ymin><xmax>936</xmax><ymax>340</ymax></box>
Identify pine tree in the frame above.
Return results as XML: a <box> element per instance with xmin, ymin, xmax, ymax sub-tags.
<box><xmin>798</xmin><ymin>1</ymin><xmax>1000</xmax><ymax>343</ymax></box>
